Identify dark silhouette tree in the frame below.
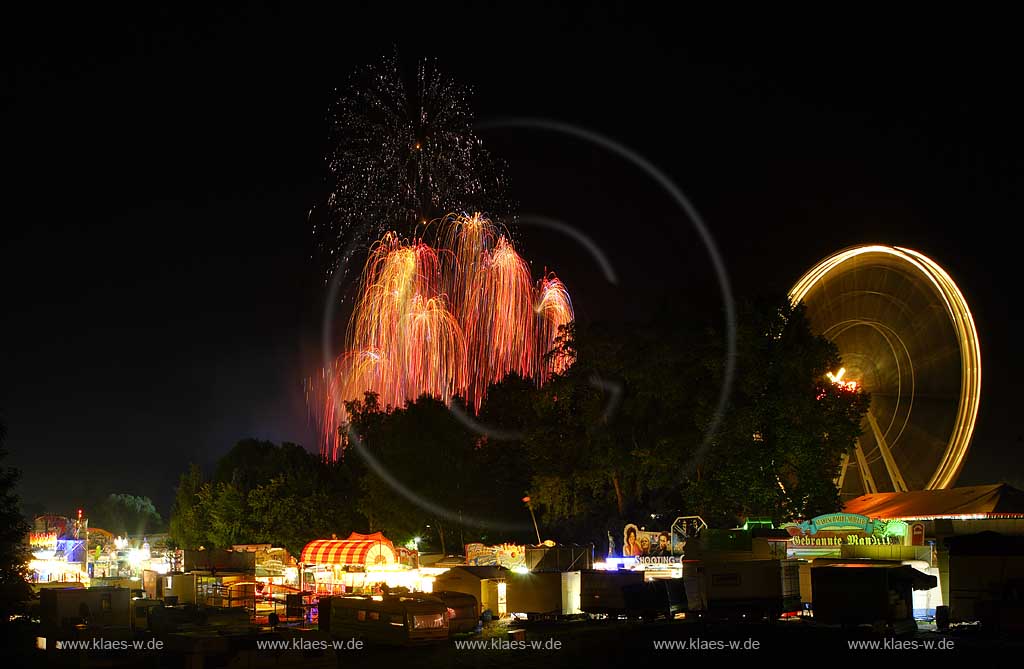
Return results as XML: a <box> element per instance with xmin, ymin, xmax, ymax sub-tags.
<box><xmin>0</xmin><ymin>419</ymin><xmax>32</xmax><ymax>621</ymax></box>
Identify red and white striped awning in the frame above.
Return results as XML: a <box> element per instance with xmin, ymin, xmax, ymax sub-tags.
<box><xmin>300</xmin><ymin>540</ymin><xmax>396</xmax><ymax>567</ymax></box>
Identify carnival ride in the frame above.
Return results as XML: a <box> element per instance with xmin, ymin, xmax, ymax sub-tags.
<box><xmin>790</xmin><ymin>245</ymin><xmax>981</xmax><ymax>498</ymax></box>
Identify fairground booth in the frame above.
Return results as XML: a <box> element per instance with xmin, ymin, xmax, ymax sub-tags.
<box><xmin>28</xmin><ymin>513</ymin><xmax>89</xmax><ymax>585</ymax></box>
<box><xmin>300</xmin><ymin>532</ymin><xmax>427</xmax><ymax>595</ymax></box>
<box><xmin>778</xmin><ymin>484</ymin><xmax>1024</xmax><ymax>619</ymax></box>
<box><xmin>841</xmin><ymin>483</ymin><xmax>1024</xmax><ymax>621</ymax></box>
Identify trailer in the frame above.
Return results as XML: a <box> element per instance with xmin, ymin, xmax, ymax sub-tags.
<box><xmin>682</xmin><ymin>559</ymin><xmax>801</xmax><ymax>622</ymax></box>
<box><xmin>319</xmin><ymin>594</ymin><xmax>448</xmax><ymax>646</ymax></box>
<box><xmin>811</xmin><ymin>561</ymin><xmax>936</xmax><ymax>634</ymax></box>
<box><xmin>580</xmin><ymin>570</ymin><xmax>643</xmax><ymax>615</ymax></box>
<box><xmin>432</xmin><ymin>590</ymin><xmax>479</xmax><ymax>634</ymax></box>
<box><xmin>505</xmin><ymin>571</ymin><xmax>582</xmax><ymax>620</ymax></box>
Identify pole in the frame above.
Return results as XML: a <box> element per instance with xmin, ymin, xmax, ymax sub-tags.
<box><xmin>523</xmin><ymin>497</ymin><xmax>541</xmax><ymax>545</ymax></box>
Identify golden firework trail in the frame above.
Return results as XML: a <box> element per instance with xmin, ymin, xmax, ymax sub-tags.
<box><xmin>312</xmin><ymin>213</ymin><xmax>574</xmax><ymax>460</ymax></box>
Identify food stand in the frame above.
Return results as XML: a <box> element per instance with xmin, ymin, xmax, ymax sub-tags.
<box><xmin>300</xmin><ymin>533</ymin><xmax>429</xmax><ymax>596</ymax></box>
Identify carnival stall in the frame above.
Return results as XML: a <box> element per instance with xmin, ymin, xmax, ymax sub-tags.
<box><xmin>28</xmin><ymin>513</ymin><xmax>89</xmax><ymax>585</ymax></box>
<box><xmin>300</xmin><ymin>532</ymin><xmax>431</xmax><ymax>595</ymax></box>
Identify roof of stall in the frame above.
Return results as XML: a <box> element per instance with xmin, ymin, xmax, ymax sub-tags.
<box><xmin>300</xmin><ymin>539</ymin><xmax>396</xmax><ymax>566</ymax></box>
<box><xmin>813</xmin><ymin>562</ymin><xmax>938</xmax><ymax>590</ymax></box>
<box><xmin>844</xmin><ymin>483</ymin><xmax>1024</xmax><ymax>520</ymax></box>
<box><xmin>436</xmin><ymin>565</ymin><xmax>509</xmax><ymax>580</ymax></box>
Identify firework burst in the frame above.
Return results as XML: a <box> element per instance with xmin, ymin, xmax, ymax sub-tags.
<box><xmin>312</xmin><ymin>213</ymin><xmax>573</xmax><ymax>460</ymax></box>
<box><xmin>317</xmin><ymin>54</ymin><xmax>508</xmax><ymax>279</ymax></box>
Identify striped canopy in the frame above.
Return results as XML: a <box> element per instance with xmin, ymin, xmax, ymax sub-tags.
<box><xmin>300</xmin><ymin>539</ymin><xmax>396</xmax><ymax>567</ymax></box>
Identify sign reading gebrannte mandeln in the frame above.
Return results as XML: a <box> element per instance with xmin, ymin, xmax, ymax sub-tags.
<box><xmin>781</xmin><ymin>513</ymin><xmax>909</xmax><ymax>547</ymax></box>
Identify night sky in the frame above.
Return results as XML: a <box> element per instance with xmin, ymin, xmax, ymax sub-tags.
<box><xmin>3</xmin><ymin>6</ymin><xmax>1022</xmax><ymax>516</ymax></box>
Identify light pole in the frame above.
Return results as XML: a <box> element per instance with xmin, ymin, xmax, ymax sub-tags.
<box><xmin>522</xmin><ymin>496</ymin><xmax>541</xmax><ymax>545</ymax></box>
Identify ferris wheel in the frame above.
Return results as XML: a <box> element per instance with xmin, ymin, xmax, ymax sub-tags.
<box><xmin>790</xmin><ymin>245</ymin><xmax>981</xmax><ymax>498</ymax></box>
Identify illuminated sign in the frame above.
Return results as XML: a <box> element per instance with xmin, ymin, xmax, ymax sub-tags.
<box><xmin>30</xmin><ymin>532</ymin><xmax>58</xmax><ymax>550</ymax></box>
<box><xmin>636</xmin><ymin>556</ymin><xmax>682</xmax><ymax>566</ymax></box>
<box><xmin>790</xmin><ymin>513</ymin><xmax>877</xmax><ymax>535</ymax></box>
<box><xmin>790</xmin><ymin>535</ymin><xmax>901</xmax><ymax>547</ymax></box>
<box><xmin>783</xmin><ymin>513</ymin><xmax>911</xmax><ymax>547</ymax></box>
<box><xmin>465</xmin><ymin>543</ymin><xmax>526</xmax><ymax>569</ymax></box>
<box><xmin>617</xmin><ymin>516</ymin><xmax>706</xmax><ymax>558</ymax></box>
<box><xmin>623</xmin><ymin>524</ymin><xmax>671</xmax><ymax>557</ymax></box>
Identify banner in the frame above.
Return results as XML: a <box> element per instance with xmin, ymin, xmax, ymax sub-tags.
<box><xmin>465</xmin><ymin>543</ymin><xmax>526</xmax><ymax>569</ymax></box>
<box><xmin>622</xmin><ymin>524</ymin><xmax>672</xmax><ymax>557</ymax></box>
<box><xmin>619</xmin><ymin>516</ymin><xmax>705</xmax><ymax>558</ymax></box>
<box><xmin>782</xmin><ymin>513</ymin><xmax>909</xmax><ymax>547</ymax></box>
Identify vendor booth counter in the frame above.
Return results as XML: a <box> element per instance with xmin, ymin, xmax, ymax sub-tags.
<box><xmin>300</xmin><ymin>534</ymin><xmax>429</xmax><ymax>596</ymax></box>
<box><xmin>810</xmin><ymin>560</ymin><xmax>936</xmax><ymax>633</ymax></box>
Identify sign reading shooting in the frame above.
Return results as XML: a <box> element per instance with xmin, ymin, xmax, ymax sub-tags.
<box><xmin>636</xmin><ymin>556</ymin><xmax>682</xmax><ymax>565</ymax></box>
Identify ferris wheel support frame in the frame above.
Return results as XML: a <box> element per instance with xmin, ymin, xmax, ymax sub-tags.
<box><xmin>867</xmin><ymin>410</ymin><xmax>909</xmax><ymax>492</ymax></box>
<box><xmin>836</xmin><ymin>452</ymin><xmax>850</xmax><ymax>489</ymax></box>
<box><xmin>853</xmin><ymin>439</ymin><xmax>879</xmax><ymax>494</ymax></box>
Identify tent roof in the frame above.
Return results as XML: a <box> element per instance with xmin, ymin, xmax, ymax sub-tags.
<box><xmin>345</xmin><ymin>531</ymin><xmax>392</xmax><ymax>545</ymax></box>
<box><xmin>300</xmin><ymin>539</ymin><xmax>396</xmax><ymax>566</ymax></box>
<box><xmin>844</xmin><ymin>483</ymin><xmax>1024</xmax><ymax>520</ymax></box>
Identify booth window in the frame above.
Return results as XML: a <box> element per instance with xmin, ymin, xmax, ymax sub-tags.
<box><xmin>357</xmin><ymin>610</ymin><xmax>366</xmax><ymax>622</ymax></box>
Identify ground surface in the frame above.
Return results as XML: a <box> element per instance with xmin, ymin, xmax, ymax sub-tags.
<box><xmin>13</xmin><ymin>616</ymin><xmax>1023</xmax><ymax>667</ymax></box>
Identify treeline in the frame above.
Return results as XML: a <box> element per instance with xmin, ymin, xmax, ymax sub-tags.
<box><xmin>169</xmin><ymin>441</ymin><xmax>362</xmax><ymax>559</ymax></box>
<box><xmin>88</xmin><ymin>493</ymin><xmax>164</xmax><ymax>537</ymax></box>
<box><xmin>169</xmin><ymin>295</ymin><xmax>869</xmax><ymax>555</ymax></box>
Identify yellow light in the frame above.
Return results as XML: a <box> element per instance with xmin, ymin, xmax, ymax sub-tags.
<box><xmin>496</xmin><ymin>581</ymin><xmax>507</xmax><ymax>617</ymax></box>
<box><xmin>826</xmin><ymin>368</ymin><xmax>858</xmax><ymax>392</ymax></box>
<box><xmin>127</xmin><ymin>548</ymin><xmax>145</xmax><ymax>568</ymax></box>
<box><xmin>791</xmin><ymin>245</ymin><xmax>980</xmax><ymax>490</ymax></box>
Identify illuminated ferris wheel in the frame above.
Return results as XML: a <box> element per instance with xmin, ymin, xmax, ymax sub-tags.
<box><xmin>790</xmin><ymin>245</ymin><xmax>981</xmax><ymax>498</ymax></box>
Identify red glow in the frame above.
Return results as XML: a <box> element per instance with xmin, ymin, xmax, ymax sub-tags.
<box><xmin>312</xmin><ymin>214</ymin><xmax>574</xmax><ymax>460</ymax></box>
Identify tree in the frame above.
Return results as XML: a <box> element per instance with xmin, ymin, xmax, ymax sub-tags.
<box><xmin>520</xmin><ymin>318</ymin><xmax>708</xmax><ymax>541</ymax></box>
<box><xmin>683</xmin><ymin>298</ymin><xmax>869</xmax><ymax>526</ymax></box>
<box><xmin>345</xmin><ymin>392</ymin><xmax>509</xmax><ymax>554</ymax></box>
<box><xmin>247</xmin><ymin>477</ymin><xmax>310</xmax><ymax>558</ymax></box>
<box><xmin>168</xmin><ymin>442</ymin><xmax>368</xmax><ymax>554</ymax></box>
<box><xmin>0</xmin><ymin>419</ymin><xmax>32</xmax><ymax>621</ymax></box>
<box><xmin>205</xmin><ymin>482</ymin><xmax>252</xmax><ymax>548</ymax></box>
<box><xmin>518</xmin><ymin>296</ymin><xmax>868</xmax><ymax>535</ymax></box>
<box><xmin>90</xmin><ymin>494</ymin><xmax>163</xmax><ymax>537</ymax></box>
<box><xmin>169</xmin><ymin>464</ymin><xmax>210</xmax><ymax>549</ymax></box>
